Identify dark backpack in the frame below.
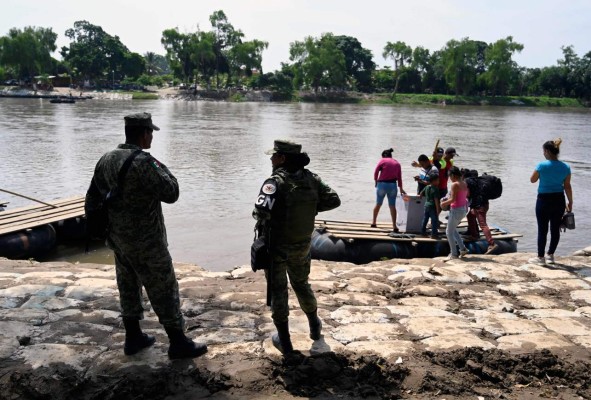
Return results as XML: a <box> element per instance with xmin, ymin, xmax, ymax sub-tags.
<box><xmin>478</xmin><ymin>174</ymin><xmax>502</xmax><ymax>200</ymax></box>
<box><xmin>84</xmin><ymin>150</ymin><xmax>142</xmax><ymax>241</ymax></box>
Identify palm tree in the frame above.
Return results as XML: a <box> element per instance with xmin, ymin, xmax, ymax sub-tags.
<box><xmin>383</xmin><ymin>41</ymin><xmax>412</xmax><ymax>95</ymax></box>
<box><xmin>144</xmin><ymin>52</ymin><xmax>160</xmax><ymax>76</ymax></box>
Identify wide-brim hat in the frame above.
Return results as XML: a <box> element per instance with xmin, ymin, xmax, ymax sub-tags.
<box><xmin>265</xmin><ymin>140</ymin><xmax>302</xmax><ymax>155</ymax></box>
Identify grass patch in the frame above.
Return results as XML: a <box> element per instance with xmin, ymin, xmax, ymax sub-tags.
<box><xmin>358</xmin><ymin>93</ymin><xmax>585</xmax><ymax>108</ymax></box>
<box><xmin>132</xmin><ymin>92</ymin><xmax>158</xmax><ymax>100</ymax></box>
<box><xmin>229</xmin><ymin>93</ymin><xmax>245</xmax><ymax>102</ymax></box>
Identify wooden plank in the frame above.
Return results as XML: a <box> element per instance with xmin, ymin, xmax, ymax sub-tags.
<box><xmin>0</xmin><ymin>208</ymin><xmax>84</xmax><ymax>230</ymax></box>
<box><xmin>0</xmin><ymin>211</ymin><xmax>84</xmax><ymax>235</ymax></box>
<box><xmin>0</xmin><ymin>197</ymin><xmax>84</xmax><ymax>219</ymax></box>
<box><xmin>0</xmin><ymin>202</ymin><xmax>85</xmax><ymax>227</ymax></box>
<box><xmin>328</xmin><ymin>233</ymin><xmax>416</xmax><ymax>242</ymax></box>
<box><xmin>328</xmin><ymin>231</ymin><xmax>522</xmax><ymax>243</ymax></box>
<box><xmin>324</xmin><ymin>227</ymin><xmax>519</xmax><ymax>239</ymax></box>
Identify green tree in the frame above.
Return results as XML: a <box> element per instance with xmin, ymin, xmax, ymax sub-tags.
<box><xmin>61</xmin><ymin>20</ymin><xmax>141</xmax><ymax>83</ymax></box>
<box><xmin>332</xmin><ymin>35</ymin><xmax>375</xmax><ymax>92</ymax></box>
<box><xmin>144</xmin><ymin>52</ymin><xmax>170</xmax><ymax>76</ymax></box>
<box><xmin>190</xmin><ymin>31</ymin><xmax>217</xmax><ymax>87</ymax></box>
<box><xmin>481</xmin><ymin>36</ymin><xmax>524</xmax><ymax>96</ymax></box>
<box><xmin>161</xmin><ymin>28</ymin><xmax>195</xmax><ymax>82</ymax></box>
<box><xmin>0</xmin><ymin>26</ymin><xmax>57</xmax><ymax>79</ymax></box>
<box><xmin>209</xmin><ymin>10</ymin><xmax>243</xmax><ymax>87</ymax></box>
<box><xmin>382</xmin><ymin>41</ymin><xmax>412</xmax><ymax>95</ymax></box>
<box><xmin>289</xmin><ymin>33</ymin><xmax>346</xmax><ymax>94</ymax></box>
<box><xmin>538</xmin><ymin>66</ymin><xmax>565</xmax><ymax>97</ymax></box>
<box><xmin>573</xmin><ymin>51</ymin><xmax>591</xmax><ymax>99</ymax></box>
<box><xmin>372</xmin><ymin>67</ymin><xmax>396</xmax><ymax>92</ymax></box>
<box><xmin>227</xmin><ymin>39</ymin><xmax>268</xmax><ymax>86</ymax></box>
<box><xmin>440</xmin><ymin>38</ymin><xmax>480</xmax><ymax>95</ymax></box>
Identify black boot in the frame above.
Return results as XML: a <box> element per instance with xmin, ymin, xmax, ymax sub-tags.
<box><xmin>165</xmin><ymin>327</ymin><xmax>208</xmax><ymax>360</ymax></box>
<box><xmin>306</xmin><ymin>309</ymin><xmax>322</xmax><ymax>341</ymax></box>
<box><xmin>272</xmin><ymin>321</ymin><xmax>294</xmax><ymax>354</ymax></box>
<box><xmin>123</xmin><ymin>317</ymin><xmax>155</xmax><ymax>356</ymax></box>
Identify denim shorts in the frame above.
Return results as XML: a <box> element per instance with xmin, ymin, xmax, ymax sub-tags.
<box><xmin>376</xmin><ymin>182</ymin><xmax>398</xmax><ymax>206</ymax></box>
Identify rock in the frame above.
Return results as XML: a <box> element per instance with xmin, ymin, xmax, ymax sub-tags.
<box><xmin>331</xmin><ymin>323</ymin><xmax>403</xmax><ymax>344</ymax></box>
<box><xmin>421</xmin><ymin>334</ymin><xmax>496</xmax><ymax>351</ymax></box>
<box><xmin>497</xmin><ymin>332</ymin><xmax>574</xmax><ymax>351</ymax></box>
<box><xmin>330</xmin><ymin>306</ymin><xmax>391</xmax><ymax>324</ymax></box>
<box><xmin>345</xmin><ymin>340</ymin><xmax>414</xmax><ymax>358</ymax></box>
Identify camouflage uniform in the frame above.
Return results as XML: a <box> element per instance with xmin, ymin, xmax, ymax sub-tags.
<box><xmin>253</xmin><ymin>163</ymin><xmax>340</xmax><ymax>324</ymax></box>
<box><xmin>86</xmin><ymin>118</ymin><xmax>183</xmax><ymax>330</ymax></box>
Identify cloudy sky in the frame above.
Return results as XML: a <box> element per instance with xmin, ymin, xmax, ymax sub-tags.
<box><xmin>2</xmin><ymin>0</ymin><xmax>590</xmax><ymax>72</ymax></box>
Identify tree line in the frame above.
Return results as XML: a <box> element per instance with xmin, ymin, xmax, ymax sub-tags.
<box><xmin>1</xmin><ymin>10</ymin><xmax>590</xmax><ymax>100</ymax></box>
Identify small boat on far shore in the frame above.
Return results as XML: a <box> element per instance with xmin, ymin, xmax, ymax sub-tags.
<box><xmin>49</xmin><ymin>97</ymin><xmax>76</xmax><ymax>104</ymax></box>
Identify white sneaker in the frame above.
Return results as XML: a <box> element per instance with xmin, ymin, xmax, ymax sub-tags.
<box><xmin>528</xmin><ymin>257</ymin><xmax>546</xmax><ymax>266</ymax></box>
<box><xmin>459</xmin><ymin>249</ymin><xmax>469</xmax><ymax>258</ymax></box>
<box><xmin>545</xmin><ymin>254</ymin><xmax>555</xmax><ymax>264</ymax></box>
<box><xmin>445</xmin><ymin>254</ymin><xmax>459</xmax><ymax>261</ymax></box>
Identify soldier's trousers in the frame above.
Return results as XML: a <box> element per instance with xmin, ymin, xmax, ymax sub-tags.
<box><xmin>114</xmin><ymin>247</ymin><xmax>184</xmax><ymax>330</ymax></box>
<box><xmin>266</xmin><ymin>241</ymin><xmax>317</xmax><ymax>324</ymax></box>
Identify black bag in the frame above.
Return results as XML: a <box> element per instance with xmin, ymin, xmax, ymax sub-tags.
<box><xmin>561</xmin><ymin>212</ymin><xmax>575</xmax><ymax>231</ymax></box>
<box><xmin>477</xmin><ymin>174</ymin><xmax>503</xmax><ymax>200</ymax></box>
<box><xmin>84</xmin><ymin>150</ymin><xmax>142</xmax><ymax>241</ymax></box>
<box><xmin>251</xmin><ymin>236</ymin><xmax>272</xmax><ymax>272</ymax></box>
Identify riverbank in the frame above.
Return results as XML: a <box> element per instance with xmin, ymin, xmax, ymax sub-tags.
<box><xmin>2</xmin><ymin>86</ymin><xmax>588</xmax><ymax>107</ymax></box>
<box><xmin>1</xmin><ymin>250</ymin><xmax>591</xmax><ymax>399</ymax></box>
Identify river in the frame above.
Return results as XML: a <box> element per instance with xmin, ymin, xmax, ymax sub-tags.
<box><xmin>1</xmin><ymin>98</ymin><xmax>590</xmax><ymax>271</ymax></box>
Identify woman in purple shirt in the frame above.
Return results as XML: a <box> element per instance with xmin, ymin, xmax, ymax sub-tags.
<box><xmin>529</xmin><ymin>138</ymin><xmax>573</xmax><ymax>265</ymax></box>
<box><xmin>371</xmin><ymin>148</ymin><xmax>406</xmax><ymax>232</ymax></box>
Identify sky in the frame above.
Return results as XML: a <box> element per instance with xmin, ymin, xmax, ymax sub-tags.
<box><xmin>2</xmin><ymin>0</ymin><xmax>590</xmax><ymax>72</ymax></box>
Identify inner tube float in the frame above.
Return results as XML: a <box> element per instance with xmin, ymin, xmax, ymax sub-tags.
<box><xmin>0</xmin><ymin>224</ymin><xmax>57</xmax><ymax>259</ymax></box>
<box><xmin>311</xmin><ymin>229</ymin><xmax>517</xmax><ymax>264</ymax></box>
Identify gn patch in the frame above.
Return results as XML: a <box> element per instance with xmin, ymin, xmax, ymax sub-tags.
<box><xmin>255</xmin><ymin>179</ymin><xmax>277</xmax><ymax>211</ymax></box>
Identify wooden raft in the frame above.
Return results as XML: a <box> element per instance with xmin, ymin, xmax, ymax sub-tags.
<box><xmin>315</xmin><ymin>218</ymin><xmax>522</xmax><ymax>243</ymax></box>
<box><xmin>0</xmin><ymin>196</ymin><xmax>85</xmax><ymax>236</ymax></box>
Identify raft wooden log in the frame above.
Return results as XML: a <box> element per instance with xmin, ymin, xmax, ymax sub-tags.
<box><xmin>0</xmin><ymin>202</ymin><xmax>84</xmax><ymax>226</ymax></box>
<box><xmin>0</xmin><ymin>197</ymin><xmax>84</xmax><ymax>218</ymax></box>
<box><xmin>0</xmin><ymin>210</ymin><xmax>84</xmax><ymax>236</ymax></box>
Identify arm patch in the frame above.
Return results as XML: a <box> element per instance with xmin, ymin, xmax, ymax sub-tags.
<box><xmin>255</xmin><ymin>179</ymin><xmax>278</xmax><ymax>211</ymax></box>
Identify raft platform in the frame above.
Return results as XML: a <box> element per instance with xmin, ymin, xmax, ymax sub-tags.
<box><xmin>0</xmin><ymin>196</ymin><xmax>85</xmax><ymax>259</ymax></box>
<box><xmin>311</xmin><ymin>218</ymin><xmax>522</xmax><ymax>264</ymax></box>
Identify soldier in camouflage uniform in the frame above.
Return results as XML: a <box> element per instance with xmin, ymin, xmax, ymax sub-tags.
<box><xmin>85</xmin><ymin>112</ymin><xmax>207</xmax><ymax>359</ymax></box>
<box><xmin>253</xmin><ymin>140</ymin><xmax>341</xmax><ymax>354</ymax></box>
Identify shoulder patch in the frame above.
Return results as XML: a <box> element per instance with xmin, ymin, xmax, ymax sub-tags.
<box><xmin>262</xmin><ymin>182</ymin><xmax>276</xmax><ymax>195</ymax></box>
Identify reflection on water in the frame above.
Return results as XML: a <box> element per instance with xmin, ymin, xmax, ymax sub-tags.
<box><xmin>2</xmin><ymin>98</ymin><xmax>590</xmax><ymax>271</ymax></box>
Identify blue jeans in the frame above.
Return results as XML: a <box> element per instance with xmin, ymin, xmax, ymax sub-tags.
<box><xmin>421</xmin><ymin>205</ymin><xmax>439</xmax><ymax>236</ymax></box>
<box><xmin>446</xmin><ymin>206</ymin><xmax>467</xmax><ymax>256</ymax></box>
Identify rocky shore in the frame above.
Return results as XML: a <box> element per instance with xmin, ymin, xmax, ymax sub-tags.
<box><xmin>1</xmin><ymin>250</ymin><xmax>591</xmax><ymax>399</ymax></box>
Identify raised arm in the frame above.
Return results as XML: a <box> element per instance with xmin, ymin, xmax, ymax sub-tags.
<box><xmin>564</xmin><ymin>173</ymin><xmax>573</xmax><ymax>212</ymax></box>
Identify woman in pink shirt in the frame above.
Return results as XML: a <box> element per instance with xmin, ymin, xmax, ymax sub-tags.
<box><xmin>440</xmin><ymin>166</ymin><xmax>469</xmax><ymax>260</ymax></box>
<box><xmin>371</xmin><ymin>148</ymin><xmax>407</xmax><ymax>232</ymax></box>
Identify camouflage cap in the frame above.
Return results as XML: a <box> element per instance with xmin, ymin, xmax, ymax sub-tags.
<box><xmin>264</xmin><ymin>140</ymin><xmax>302</xmax><ymax>155</ymax></box>
<box><xmin>124</xmin><ymin>112</ymin><xmax>160</xmax><ymax>131</ymax></box>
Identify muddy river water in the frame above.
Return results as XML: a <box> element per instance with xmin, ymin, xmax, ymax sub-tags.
<box><xmin>1</xmin><ymin>98</ymin><xmax>590</xmax><ymax>270</ymax></box>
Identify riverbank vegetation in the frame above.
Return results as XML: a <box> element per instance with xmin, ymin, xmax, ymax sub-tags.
<box><xmin>1</xmin><ymin>10</ymin><xmax>590</xmax><ymax>105</ymax></box>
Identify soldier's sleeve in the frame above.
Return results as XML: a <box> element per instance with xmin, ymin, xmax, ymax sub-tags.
<box><xmin>85</xmin><ymin>160</ymin><xmax>106</xmax><ymax>211</ymax></box>
<box><xmin>137</xmin><ymin>155</ymin><xmax>180</xmax><ymax>204</ymax></box>
<box><xmin>315</xmin><ymin>174</ymin><xmax>341</xmax><ymax>212</ymax></box>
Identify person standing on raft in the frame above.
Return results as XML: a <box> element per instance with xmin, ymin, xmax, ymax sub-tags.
<box><xmin>371</xmin><ymin>148</ymin><xmax>406</xmax><ymax>232</ymax></box>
